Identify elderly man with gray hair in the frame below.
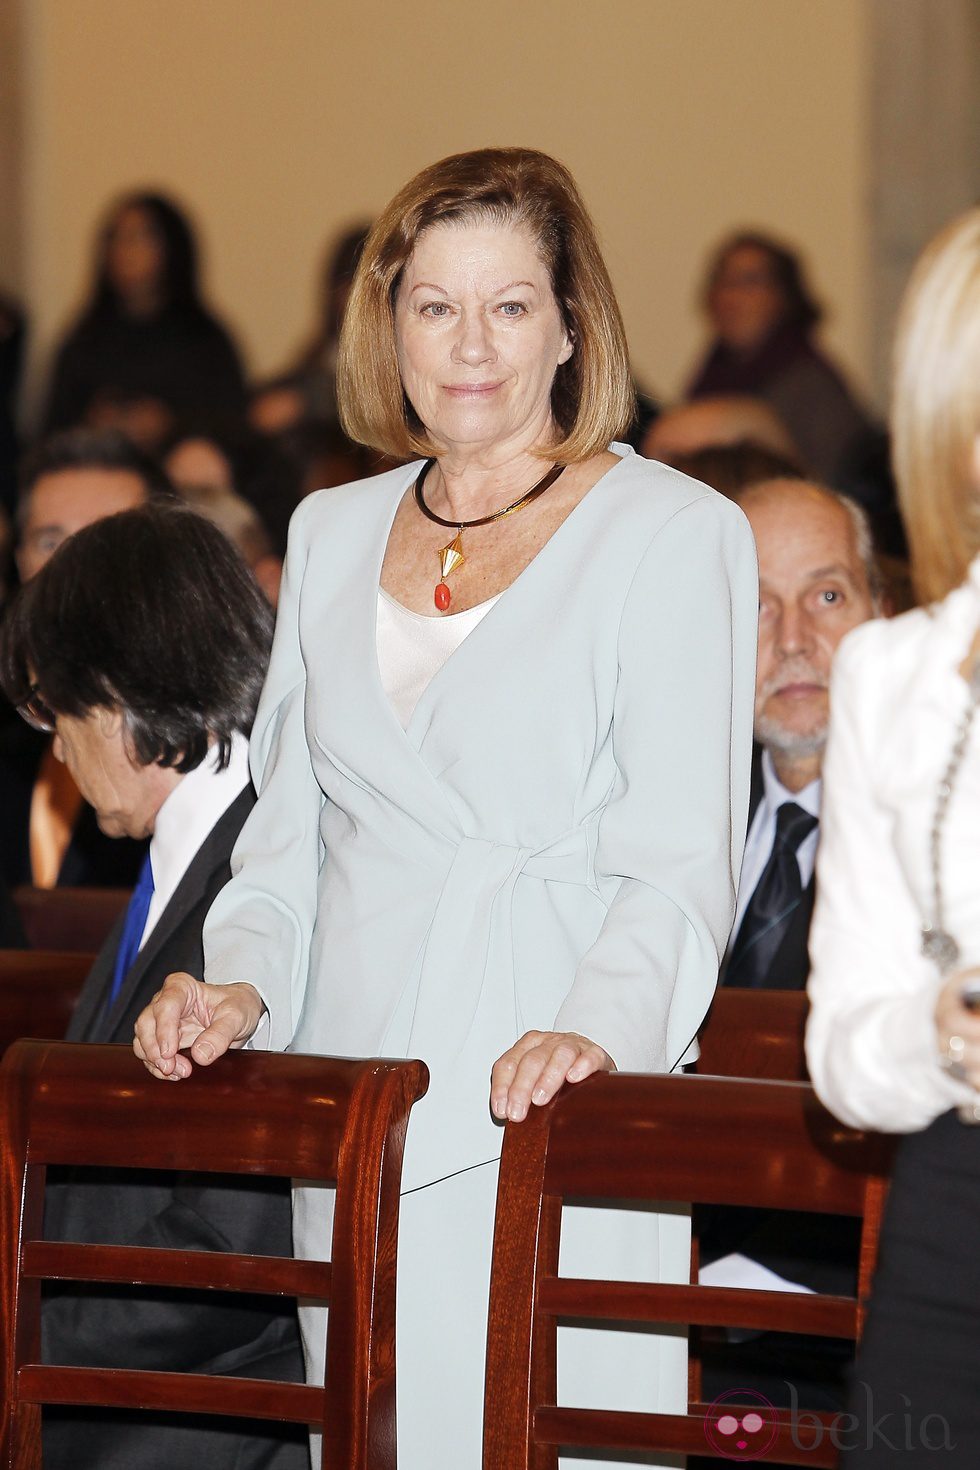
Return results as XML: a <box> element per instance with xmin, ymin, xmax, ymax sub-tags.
<box><xmin>720</xmin><ymin>477</ymin><xmax>881</xmax><ymax>991</ymax></box>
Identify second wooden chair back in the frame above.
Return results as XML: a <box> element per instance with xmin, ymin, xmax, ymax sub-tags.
<box><xmin>12</xmin><ymin>886</ymin><xmax>129</xmax><ymax>954</ymax></box>
<box><xmin>484</xmin><ymin>1072</ymin><xmax>892</xmax><ymax>1469</ymax></box>
<box><xmin>696</xmin><ymin>986</ymin><xmax>810</xmax><ymax>1081</ymax></box>
<box><xmin>0</xmin><ymin>1040</ymin><xmax>428</xmax><ymax>1470</ymax></box>
<box><xmin>0</xmin><ymin>953</ymin><xmax>91</xmax><ymax>1058</ymax></box>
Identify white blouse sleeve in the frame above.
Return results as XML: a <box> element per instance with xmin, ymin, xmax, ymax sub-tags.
<box><xmin>805</xmin><ymin>625</ymin><xmax>975</xmax><ymax>1132</ymax></box>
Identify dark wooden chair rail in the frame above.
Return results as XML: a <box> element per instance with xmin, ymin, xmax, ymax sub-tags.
<box><xmin>0</xmin><ymin>951</ymin><xmax>91</xmax><ymax>1058</ymax></box>
<box><xmin>12</xmin><ymin>885</ymin><xmax>129</xmax><ymax>955</ymax></box>
<box><xmin>0</xmin><ymin>1039</ymin><xmax>428</xmax><ymax>1470</ymax></box>
<box><xmin>483</xmin><ymin>1071</ymin><xmax>894</xmax><ymax>1469</ymax></box>
<box><xmin>696</xmin><ymin>986</ymin><xmax>810</xmax><ymax>1082</ymax></box>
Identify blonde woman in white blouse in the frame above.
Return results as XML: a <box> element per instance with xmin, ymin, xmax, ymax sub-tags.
<box><xmin>807</xmin><ymin>206</ymin><xmax>980</xmax><ymax>1465</ymax></box>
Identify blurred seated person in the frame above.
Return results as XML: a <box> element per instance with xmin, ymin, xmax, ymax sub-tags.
<box><xmin>0</xmin><ymin>500</ymin><xmax>308</xmax><ymax>1470</ymax></box>
<box><xmin>41</xmin><ymin>191</ymin><xmax>246</xmax><ymax>452</ymax></box>
<box><xmin>669</xmin><ymin>441</ymin><xmax>803</xmax><ymax>500</ymax></box>
<box><xmin>272</xmin><ymin>415</ymin><xmax>385</xmax><ymax>494</ymax></box>
<box><xmin>249</xmin><ymin>223</ymin><xmax>371</xmax><ymax>437</ymax></box>
<box><xmin>642</xmin><ymin>393</ymin><xmax>800</xmax><ymax>465</ymax></box>
<box><xmin>0</xmin><ymin>292</ymin><xmax>26</xmax><ymax>518</ymax></box>
<box><xmin>685</xmin><ymin>231</ymin><xmax>881</xmax><ymax>497</ymax></box>
<box><xmin>0</xmin><ymin>429</ymin><xmax>170</xmax><ymax>890</ymax></box>
<box><xmin>177</xmin><ymin>482</ymin><xmax>282</xmax><ymax>606</ymax></box>
<box><xmin>163</xmin><ymin>424</ymin><xmax>300</xmax><ymax>569</ymax></box>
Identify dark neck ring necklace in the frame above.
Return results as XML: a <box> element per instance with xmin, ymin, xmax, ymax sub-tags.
<box><xmin>413</xmin><ymin>457</ymin><xmax>566</xmax><ymax>611</ymax></box>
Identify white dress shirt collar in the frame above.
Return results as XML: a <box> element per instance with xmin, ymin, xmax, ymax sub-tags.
<box><xmin>139</xmin><ymin>732</ymin><xmax>251</xmax><ymax>950</ymax></box>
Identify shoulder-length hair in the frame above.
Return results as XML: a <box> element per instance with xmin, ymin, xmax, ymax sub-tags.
<box><xmin>0</xmin><ymin>502</ymin><xmax>273</xmax><ymax>772</ymax></box>
<box><xmin>338</xmin><ymin>147</ymin><xmax>634</xmax><ymax>462</ymax></box>
<box><xmin>85</xmin><ymin>191</ymin><xmax>207</xmax><ymax>323</ymax></box>
<box><xmin>704</xmin><ymin>231</ymin><xmax>823</xmax><ymax>334</ymax></box>
<box><xmin>891</xmin><ymin>206</ymin><xmax>980</xmax><ymax>605</ymax></box>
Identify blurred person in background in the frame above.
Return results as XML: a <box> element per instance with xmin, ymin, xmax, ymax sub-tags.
<box><xmin>249</xmin><ymin>222</ymin><xmax>372</xmax><ymax>436</ymax></box>
<box><xmin>807</xmin><ymin>205</ymin><xmax>980</xmax><ymax>1464</ymax></box>
<box><xmin>0</xmin><ymin>429</ymin><xmax>170</xmax><ymax>891</ymax></box>
<box><xmin>686</xmin><ymin>231</ymin><xmax>881</xmax><ymax>498</ymax></box>
<box><xmin>668</xmin><ymin>441</ymin><xmax>803</xmax><ymax>499</ymax></box>
<box><xmin>0</xmin><ymin>292</ymin><xmax>26</xmax><ymax>519</ymax></box>
<box><xmin>163</xmin><ymin>425</ymin><xmax>299</xmax><ymax>568</ymax></box>
<box><xmin>176</xmin><ymin>481</ymin><xmax>283</xmax><ymax>606</ymax></box>
<box><xmin>642</xmin><ymin>393</ymin><xmax>800</xmax><ymax>465</ymax></box>
<box><xmin>41</xmin><ymin>191</ymin><xmax>246</xmax><ymax>452</ymax></box>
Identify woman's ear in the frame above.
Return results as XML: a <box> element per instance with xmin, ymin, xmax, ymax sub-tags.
<box><xmin>558</xmin><ymin>327</ymin><xmax>575</xmax><ymax>366</ymax></box>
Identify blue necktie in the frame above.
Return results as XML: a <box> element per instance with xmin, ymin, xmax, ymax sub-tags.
<box><xmin>722</xmin><ymin>802</ymin><xmax>817</xmax><ymax>988</ymax></box>
<box><xmin>107</xmin><ymin>852</ymin><xmax>154</xmax><ymax>1009</ymax></box>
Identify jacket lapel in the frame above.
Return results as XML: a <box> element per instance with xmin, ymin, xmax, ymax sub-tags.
<box><xmin>66</xmin><ymin>912</ymin><xmax>127</xmax><ymax>1041</ymax></box>
<box><xmin>98</xmin><ymin>787</ymin><xmax>254</xmax><ymax>1041</ymax></box>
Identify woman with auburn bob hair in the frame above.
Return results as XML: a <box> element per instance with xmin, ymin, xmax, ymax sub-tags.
<box><xmin>135</xmin><ymin>147</ymin><xmax>758</xmax><ymax>1467</ymax></box>
<box><xmin>806</xmin><ymin>206</ymin><xmax>980</xmax><ymax>1463</ymax></box>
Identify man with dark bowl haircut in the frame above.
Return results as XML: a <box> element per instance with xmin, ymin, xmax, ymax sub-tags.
<box><xmin>0</xmin><ymin>501</ymin><xmax>309</xmax><ymax>1470</ymax></box>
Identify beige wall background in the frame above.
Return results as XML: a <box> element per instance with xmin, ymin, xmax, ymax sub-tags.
<box><xmin>18</xmin><ymin>0</ymin><xmax>871</xmax><ymax>417</ymax></box>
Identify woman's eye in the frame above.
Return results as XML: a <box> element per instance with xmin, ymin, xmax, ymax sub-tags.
<box><xmin>498</xmin><ymin>301</ymin><xmax>527</xmax><ymax>317</ymax></box>
<box><xmin>819</xmin><ymin>588</ymin><xmax>842</xmax><ymax>605</ymax></box>
<box><xmin>420</xmin><ymin>301</ymin><xmax>451</xmax><ymax>318</ymax></box>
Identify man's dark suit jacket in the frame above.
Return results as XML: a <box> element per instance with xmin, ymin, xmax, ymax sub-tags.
<box><xmin>721</xmin><ymin>745</ymin><xmax>813</xmax><ymax>990</ymax></box>
<box><xmin>42</xmin><ymin>784</ymin><xmax>310</xmax><ymax>1470</ymax></box>
<box><xmin>699</xmin><ymin>745</ymin><xmax>855</xmax><ymax>1420</ymax></box>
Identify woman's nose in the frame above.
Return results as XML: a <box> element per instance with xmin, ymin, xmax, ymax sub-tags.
<box><xmin>452</xmin><ymin>311</ymin><xmax>495</xmax><ymax>366</ymax></box>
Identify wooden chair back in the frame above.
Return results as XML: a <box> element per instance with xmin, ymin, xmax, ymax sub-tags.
<box><xmin>0</xmin><ymin>1040</ymin><xmax>428</xmax><ymax>1470</ymax></box>
<box><xmin>696</xmin><ymin>987</ymin><xmax>810</xmax><ymax>1081</ymax></box>
<box><xmin>13</xmin><ymin>886</ymin><xmax>129</xmax><ymax>954</ymax></box>
<box><xmin>0</xmin><ymin>952</ymin><xmax>91</xmax><ymax>1057</ymax></box>
<box><xmin>484</xmin><ymin>1072</ymin><xmax>893</xmax><ymax>1469</ymax></box>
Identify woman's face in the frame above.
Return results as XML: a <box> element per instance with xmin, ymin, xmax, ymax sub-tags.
<box><xmin>394</xmin><ymin>219</ymin><xmax>573</xmax><ymax>459</ymax></box>
<box><xmin>707</xmin><ymin>244</ymin><xmax>787</xmax><ymax>354</ymax></box>
<box><xmin>105</xmin><ymin>205</ymin><xmax>166</xmax><ymax>300</ymax></box>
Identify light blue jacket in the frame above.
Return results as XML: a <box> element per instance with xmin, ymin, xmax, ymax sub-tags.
<box><xmin>204</xmin><ymin>445</ymin><xmax>758</xmax><ymax>1191</ymax></box>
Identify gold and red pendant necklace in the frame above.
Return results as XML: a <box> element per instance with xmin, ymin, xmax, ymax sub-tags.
<box><xmin>413</xmin><ymin>457</ymin><xmax>566</xmax><ymax>611</ymax></box>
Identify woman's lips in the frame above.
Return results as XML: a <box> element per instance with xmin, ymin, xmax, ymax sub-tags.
<box><xmin>442</xmin><ymin>382</ymin><xmax>502</xmax><ymax>397</ymax></box>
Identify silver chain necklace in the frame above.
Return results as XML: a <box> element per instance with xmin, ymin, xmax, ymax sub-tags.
<box><xmin>921</xmin><ymin>658</ymin><xmax>980</xmax><ymax>972</ymax></box>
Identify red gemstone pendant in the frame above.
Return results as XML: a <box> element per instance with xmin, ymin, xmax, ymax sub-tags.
<box><xmin>434</xmin><ymin>582</ymin><xmax>451</xmax><ymax>611</ymax></box>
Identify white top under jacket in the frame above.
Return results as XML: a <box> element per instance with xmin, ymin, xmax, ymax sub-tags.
<box><xmin>202</xmin><ymin>444</ymin><xmax>759</xmax><ymax>1193</ymax></box>
<box><xmin>139</xmin><ymin>734</ymin><xmax>250</xmax><ymax>950</ymax></box>
<box><xmin>806</xmin><ymin>555</ymin><xmax>980</xmax><ymax>1132</ymax></box>
<box><xmin>376</xmin><ymin>589</ymin><xmax>499</xmax><ymax>730</ymax></box>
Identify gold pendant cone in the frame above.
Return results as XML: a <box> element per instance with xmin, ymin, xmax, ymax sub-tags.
<box><xmin>437</xmin><ymin>530</ymin><xmax>466</xmax><ymax>581</ymax></box>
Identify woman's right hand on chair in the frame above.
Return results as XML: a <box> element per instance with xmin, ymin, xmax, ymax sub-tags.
<box><xmin>133</xmin><ymin>973</ymin><xmax>265</xmax><ymax>1080</ymax></box>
